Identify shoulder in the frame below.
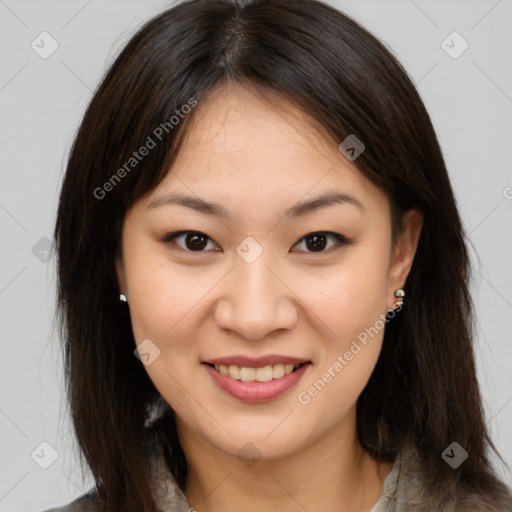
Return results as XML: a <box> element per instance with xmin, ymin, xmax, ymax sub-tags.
<box><xmin>376</xmin><ymin>444</ymin><xmax>512</xmax><ymax>511</ymax></box>
<box><xmin>451</xmin><ymin>480</ymin><xmax>512</xmax><ymax>511</ymax></box>
<box><xmin>39</xmin><ymin>489</ymin><xmax>102</xmax><ymax>512</ymax></box>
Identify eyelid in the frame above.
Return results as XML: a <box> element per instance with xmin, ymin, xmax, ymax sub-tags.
<box><xmin>162</xmin><ymin>230</ymin><xmax>220</xmax><ymax>252</ymax></box>
<box><xmin>162</xmin><ymin>230</ymin><xmax>353</xmax><ymax>254</ymax></box>
<box><xmin>291</xmin><ymin>231</ymin><xmax>352</xmax><ymax>253</ymax></box>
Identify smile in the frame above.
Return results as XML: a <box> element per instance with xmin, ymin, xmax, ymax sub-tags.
<box><xmin>202</xmin><ymin>362</ymin><xmax>311</xmax><ymax>402</ymax></box>
<box><xmin>209</xmin><ymin>362</ymin><xmax>305</xmax><ymax>381</ymax></box>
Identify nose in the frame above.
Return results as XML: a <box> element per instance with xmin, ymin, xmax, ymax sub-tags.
<box><xmin>213</xmin><ymin>252</ymin><xmax>298</xmax><ymax>341</ymax></box>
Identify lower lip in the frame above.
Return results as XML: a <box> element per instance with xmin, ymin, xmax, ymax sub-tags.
<box><xmin>203</xmin><ymin>363</ymin><xmax>311</xmax><ymax>403</ymax></box>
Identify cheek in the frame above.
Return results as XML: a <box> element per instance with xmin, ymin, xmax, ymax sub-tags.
<box><xmin>296</xmin><ymin>286</ymin><xmax>387</xmax><ymax>422</ymax></box>
<box><xmin>295</xmin><ymin>247</ymin><xmax>389</xmax><ymax>398</ymax></box>
<box><xmin>123</xmin><ymin>255</ymin><xmax>208</xmax><ymax>416</ymax></box>
<box><xmin>124</xmin><ymin>244</ymin><xmax>212</xmax><ymax>342</ymax></box>
<box><xmin>299</xmin><ymin>245</ymin><xmax>389</xmax><ymax>335</ymax></box>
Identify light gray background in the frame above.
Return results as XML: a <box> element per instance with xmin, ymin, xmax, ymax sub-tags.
<box><xmin>1</xmin><ymin>0</ymin><xmax>511</xmax><ymax>510</ymax></box>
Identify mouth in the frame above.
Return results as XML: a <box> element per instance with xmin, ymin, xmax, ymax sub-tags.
<box><xmin>202</xmin><ymin>361</ymin><xmax>310</xmax><ymax>382</ymax></box>
<box><xmin>201</xmin><ymin>361</ymin><xmax>312</xmax><ymax>402</ymax></box>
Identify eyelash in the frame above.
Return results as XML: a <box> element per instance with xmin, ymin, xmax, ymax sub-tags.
<box><xmin>161</xmin><ymin>230</ymin><xmax>352</xmax><ymax>254</ymax></box>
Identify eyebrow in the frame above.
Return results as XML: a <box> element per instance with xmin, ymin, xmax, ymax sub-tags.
<box><xmin>146</xmin><ymin>190</ymin><xmax>365</xmax><ymax>218</ymax></box>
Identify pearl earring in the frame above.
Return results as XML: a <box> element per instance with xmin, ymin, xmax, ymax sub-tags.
<box><xmin>393</xmin><ymin>289</ymin><xmax>405</xmax><ymax>309</ymax></box>
<box><xmin>120</xmin><ymin>293</ymin><xmax>127</xmax><ymax>302</ymax></box>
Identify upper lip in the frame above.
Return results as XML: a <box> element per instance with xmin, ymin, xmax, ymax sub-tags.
<box><xmin>202</xmin><ymin>355</ymin><xmax>311</xmax><ymax>367</ymax></box>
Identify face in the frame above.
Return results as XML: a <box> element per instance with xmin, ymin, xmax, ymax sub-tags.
<box><xmin>116</xmin><ymin>83</ymin><xmax>422</xmax><ymax>462</ymax></box>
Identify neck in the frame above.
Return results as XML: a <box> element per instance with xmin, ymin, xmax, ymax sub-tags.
<box><xmin>177</xmin><ymin>408</ymin><xmax>392</xmax><ymax>512</ymax></box>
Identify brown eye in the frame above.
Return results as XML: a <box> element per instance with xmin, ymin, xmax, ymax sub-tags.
<box><xmin>163</xmin><ymin>231</ymin><xmax>219</xmax><ymax>252</ymax></box>
<box><xmin>162</xmin><ymin>230</ymin><xmax>351</xmax><ymax>254</ymax></box>
<box><xmin>291</xmin><ymin>232</ymin><xmax>351</xmax><ymax>253</ymax></box>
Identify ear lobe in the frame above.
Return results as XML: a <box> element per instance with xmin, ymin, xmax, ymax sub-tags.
<box><xmin>389</xmin><ymin>208</ymin><xmax>423</xmax><ymax>287</ymax></box>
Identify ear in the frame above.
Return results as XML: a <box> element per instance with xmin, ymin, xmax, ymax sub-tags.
<box><xmin>387</xmin><ymin>208</ymin><xmax>423</xmax><ymax>307</ymax></box>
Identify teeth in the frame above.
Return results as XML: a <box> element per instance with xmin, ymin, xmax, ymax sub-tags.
<box><xmin>256</xmin><ymin>365</ymin><xmax>273</xmax><ymax>382</ymax></box>
<box><xmin>240</xmin><ymin>367</ymin><xmax>256</xmax><ymax>381</ymax></box>
<box><xmin>228</xmin><ymin>365</ymin><xmax>240</xmax><ymax>380</ymax></box>
<box><xmin>273</xmin><ymin>364</ymin><xmax>284</xmax><ymax>379</ymax></box>
<box><xmin>212</xmin><ymin>363</ymin><xmax>304</xmax><ymax>382</ymax></box>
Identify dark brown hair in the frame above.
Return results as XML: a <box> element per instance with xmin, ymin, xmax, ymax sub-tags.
<box><xmin>54</xmin><ymin>0</ymin><xmax>511</xmax><ymax>510</ymax></box>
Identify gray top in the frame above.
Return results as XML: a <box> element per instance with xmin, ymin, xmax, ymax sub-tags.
<box><xmin>41</xmin><ymin>443</ymin><xmax>512</xmax><ymax>512</ymax></box>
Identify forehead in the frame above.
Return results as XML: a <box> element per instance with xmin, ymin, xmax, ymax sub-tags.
<box><xmin>141</xmin><ymin>83</ymin><xmax>387</xmax><ymax>219</ymax></box>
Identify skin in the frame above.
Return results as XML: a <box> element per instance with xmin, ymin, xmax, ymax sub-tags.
<box><xmin>116</xmin><ymin>82</ymin><xmax>423</xmax><ymax>512</ymax></box>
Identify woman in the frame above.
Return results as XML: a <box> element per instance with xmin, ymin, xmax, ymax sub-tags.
<box><xmin>45</xmin><ymin>0</ymin><xmax>512</xmax><ymax>510</ymax></box>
